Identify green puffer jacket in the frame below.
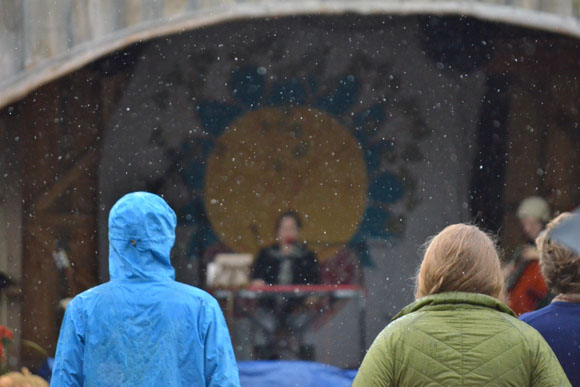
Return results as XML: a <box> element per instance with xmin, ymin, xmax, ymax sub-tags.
<box><xmin>354</xmin><ymin>292</ymin><xmax>570</xmax><ymax>387</ymax></box>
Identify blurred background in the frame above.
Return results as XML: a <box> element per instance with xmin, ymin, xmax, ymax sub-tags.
<box><xmin>0</xmin><ymin>0</ymin><xmax>579</xmax><ymax>374</ymax></box>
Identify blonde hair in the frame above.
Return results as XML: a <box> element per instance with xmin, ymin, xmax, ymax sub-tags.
<box><xmin>0</xmin><ymin>368</ymin><xmax>48</xmax><ymax>387</ymax></box>
<box><xmin>536</xmin><ymin>212</ymin><xmax>580</xmax><ymax>294</ymax></box>
<box><xmin>415</xmin><ymin>224</ymin><xmax>504</xmax><ymax>300</ymax></box>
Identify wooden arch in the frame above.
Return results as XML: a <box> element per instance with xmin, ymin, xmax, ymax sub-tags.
<box><xmin>1</xmin><ymin>1</ymin><xmax>579</xmax><ymax>109</ymax></box>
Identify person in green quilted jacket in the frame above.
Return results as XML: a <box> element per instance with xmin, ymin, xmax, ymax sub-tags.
<box><xmin>354</xmin><ymin>224</ymin><xmax>570</xmax><ymax>387</ymax></box>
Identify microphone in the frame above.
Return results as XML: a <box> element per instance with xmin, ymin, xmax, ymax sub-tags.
<box><xmin>283</xmin><ymin>237</ymin><xmax>297</xmax><ymax>245</ymax></box>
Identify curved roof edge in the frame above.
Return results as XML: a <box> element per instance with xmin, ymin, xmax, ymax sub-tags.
<box><xmin>1</xmin><ymin>1</ymin><xmax>579</xmax><ymax>109</ymax></box>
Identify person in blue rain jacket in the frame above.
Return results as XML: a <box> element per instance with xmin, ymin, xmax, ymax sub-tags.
<box><xmin>52</xmin><ymin>192</ymin><xmax>240</xmax><ymax>387</ymax></box>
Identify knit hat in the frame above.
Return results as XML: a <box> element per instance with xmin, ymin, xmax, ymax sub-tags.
<box><xmin>517</xmin><ymin>196</ymin><xmax>550</xmax><ymax>222</ymax></box>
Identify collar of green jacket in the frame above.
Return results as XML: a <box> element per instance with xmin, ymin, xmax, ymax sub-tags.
<box><xmin>393</xmin><ymin>291</ymin><xmax>516</xmax><ymax>321</ymax></box>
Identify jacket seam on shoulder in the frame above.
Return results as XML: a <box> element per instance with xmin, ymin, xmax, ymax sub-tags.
<box><xmin>399</xmin><ymin>340</ymin><xmax>460</xmax><ymax>375</ymax></box>
<box><xmin>411</xmin><ymin>326</ymin><xmax>462</xmax><ymax>356</ymax></box>
<box><xmin>465</xmin><ymin>342</ymin><xmax>524</xmax><ymax>375</ymax></box>
<box><xmin>496</xmin><ymin>312</ymin><xmax>536</xmax><ymax>380</ymax></box>
<box><xmin>392</xmin><ymin>356</ymin><xmax>447</xmax><ymax>387</ymax></box>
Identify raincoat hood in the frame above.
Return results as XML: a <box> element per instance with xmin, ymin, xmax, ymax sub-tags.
<box><xmin>108</xmin><ymin>192</ymin><xmax>177</xmax><ymax>281</ymax></box>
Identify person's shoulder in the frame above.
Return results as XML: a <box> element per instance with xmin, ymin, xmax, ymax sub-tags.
<box><xmin>364</xmin><ymin>311</ymin><xmax>427</xmax><ymax>355</ymax></box>
<box><xmin>258</xmin><ymin>244</ymin><xmax>277</xmax><ymax>257</ymax></box>
<box><xmin>63</xmin><ymin>282</ymin><xmax>116</xmax><ymax>315</ymax></box>
<box><xmin>69</xmin><ymin>282</ymin><xmax>112</xmax><ymax>303</ymax></box>
<box><xmin>172</xmin><ymin>281</ymin><xmax>220</xmax><ymax>306</ymax></box>
<box><xmin>520</xmin><ymin>304</ymin><xmax>555</xmax><ymax>324</ymax></box>
<box><xmin>496</xmin><ymin>310</ymin><xmax>549</xmax><ymax>344</ymax></box>
<box><xmin>302</xmin><ymin>244</ymin><xmax>317</xmax><ymax>257</ymax></box>
<box><xmin>383</xmin><ymin>310</ymin><xmax>427</xmax><ymax>337</ymax></box>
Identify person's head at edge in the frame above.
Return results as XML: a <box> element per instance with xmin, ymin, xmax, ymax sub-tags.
<box><xmin>415</xmin><ymin>224</ymin><xmax>505</xmax><ymax>301</ymax></box>
<box><xmin>275</xmin><ymin>210</ymin><xmax>302</xmax><ymax>246</ymax></box>
<box><xmin>517</xmin><ymin>196</ymin><xmax>550</xmax><ymax>241</ymax></box>
<box><xmin>536</xmin><ymin>212</ymin><xmax>580</xmax><ymax>296</ymax></box>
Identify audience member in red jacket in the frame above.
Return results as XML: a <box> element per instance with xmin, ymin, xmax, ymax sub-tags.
<box><xmin>504</xmin><ymin>196</ymin><xmax>550</xmax><ymax>315</ymax></box>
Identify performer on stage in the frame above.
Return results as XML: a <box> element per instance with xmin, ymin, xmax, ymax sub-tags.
<box><xmin>252</xmin><ymin>211</ymin><xmax>319</xmax><ymax>286</ymax></box>
<box><xmin>250</xmin><ymin>211</ymin><xmax>319</xmax><ymax>360</ymax></box>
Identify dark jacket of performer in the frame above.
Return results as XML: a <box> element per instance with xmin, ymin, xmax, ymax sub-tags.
<box><xmin>252</xmin><ymin>243</ymin><xmax>319</xmax><ymax>285</ymax></box>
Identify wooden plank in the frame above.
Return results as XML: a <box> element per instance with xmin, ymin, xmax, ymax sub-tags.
<box><xmin>17</xmin><ymin>80</ymin><xmax>63</xmax><ymax>365</ymax></box>
<box><xmin>33</xmin><ymin>149</ymin><xmax>98</xmax><ymax>211</ymax></box>
<box><xmin>2</xmin><ymin>1</ymin><xmax>580</xmax><ymax>110</ymax></box>
<box><xmin>497</xmin><ymin>35</ymin><xmax>580</xmax><ymax>259</ymax></box>
<box><xmin>15</xmin><ymin>66</ymin><xmax>103</xmax><ymax>364</ymax></box>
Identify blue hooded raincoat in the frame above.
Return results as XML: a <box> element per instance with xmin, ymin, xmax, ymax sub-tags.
<box><xmin>52</xmin><ymin>192</ymin><xmax>240</xmax><ymax>386</ymax></box>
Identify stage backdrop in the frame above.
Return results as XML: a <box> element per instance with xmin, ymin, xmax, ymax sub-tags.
<box><xmin>99</xmin><ymin>16</ymin><xmax>484</xmax><ymax>367</ymax></box>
